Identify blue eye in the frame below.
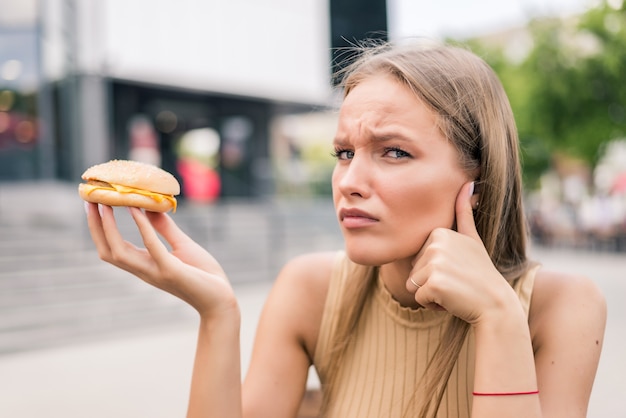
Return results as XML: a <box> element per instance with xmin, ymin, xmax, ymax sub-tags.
<box><xmin>384</xmin><ymin>147</ymin><xmax>412</xmax><ymax>159</ymax></box>
<box><xmin>331</xmin><ymin>149</ymin><xmax>354</xmax><ymax>160</ymax></box>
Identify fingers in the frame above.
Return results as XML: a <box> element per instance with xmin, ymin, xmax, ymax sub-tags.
<box><xmin>98</xmin><ymin>205</ymin><xmax>150</xmax><ymax>270</ymax></box>
<box><xmin>85</xmin><ymin>204</ymin><xmax>153</xmax><ymax>273</ymax></box>
<box><xmin>406</xmin><ymin>274</ymin><xmax>446</xmax><ymax>311</ymax></box>
<box><xmin>86</xmin><ymin>205</ymin><xmax>168</xmax><ymax>261</ymax></box>
<box><xmin>129</xmin><ymin>207</ymin><xmax>172</xmax><ymax>265</ymax></box>
<box><xmin>403</xmin><ymin>182</ymin><xmax>488</xmax><ymax>315</ymax></box>
<box><xmin>85</xmin><ymin>202</ymin><xmax>113</xmax><ymax>260</ymax></box>
<box><xmin>408</xmin><ymin>277</ymin><xmax>421</xmax><ymax>292</ymax></box>
<box><xmin>455</xmin><ymin>181</ymin><xmax>480</xmax><ymax>240</ymax></box>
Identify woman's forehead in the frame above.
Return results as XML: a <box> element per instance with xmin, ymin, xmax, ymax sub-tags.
<box><xmin>336</xmin><ymin>76</ymin><xmax>440</xmax><ymax>137</ymax></box>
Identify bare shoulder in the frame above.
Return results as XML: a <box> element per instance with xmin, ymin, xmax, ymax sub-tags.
<box><xmin>275</xmin><ymin>251</ymin><xmax>337</xmax><ymax>293</ymax></box>
<box><xmin>267</xmin><ymin>251</ymin><xmax>339</xmax><ymax>357</ymax></box>
<box><xmin>531</xmin><ymin>268</ymin><xmax>606</xmax><ymax>320</ymax></box>
<box><xmin>272</xmin><ymin>251</ymin><xmax>338</xmax><ymax>310</ymax></box>
<box><xmin>529</xmin><ymin>267</ymin><xmax>607</xmax><ymax>350</ymax></box>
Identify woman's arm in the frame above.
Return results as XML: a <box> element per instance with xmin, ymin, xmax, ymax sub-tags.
<box><xmin>85</xmin><ymin>204</ymin><xmax>332</xmax><ymax>418</ymax></box>
<box><xmin>242</xmin><ymin>252</ymin><xmax>334</xmax><ymax>418</ymax></box>
<box><xmin>530</xmin><ymin>270</ymin><xmax>606</xmax><ymax>417</ymax></box>
<box><xmin>454</xmin><ymin>270</ymin><xmax>606</xmax><ymax>418</ymax></box>
<box><xmin>411</xmin><ymin>228</ymin><xmax>544</xmax><ymax>417</ymax></box>
<box><xmin>471</xmin><ymin>269</ymin><xmax>607</xmax><ymax>418</ymax></box>
<box><xmin>86</xmin><ymin>203</ymin><xmax>243</xmax><ymax>417</ymax></box>
<box><xmin>187</xmin><ymin>313</ymin><xmax>243</xmax><ymax>417</ymax></box>
<box><xmin>470</xmin><ymin>287</ymin><xmax>542</xmax><ymax>417</ymax></box>
<box><xmin>407</xmin><ymin>183</ymin><xmax>606</xmax><ymax>417</ymax></box>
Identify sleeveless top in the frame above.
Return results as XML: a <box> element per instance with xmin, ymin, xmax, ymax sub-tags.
<box><xmin>313</xmin><ymin>252</ymin><xmax>539</xmax><ymax>418</ymax></box>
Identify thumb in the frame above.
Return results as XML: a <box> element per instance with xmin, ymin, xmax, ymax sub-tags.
<box><xmin>455</xmin><ymin>181</ymin><xmax>480</xmax><ymax>240</ymax></box>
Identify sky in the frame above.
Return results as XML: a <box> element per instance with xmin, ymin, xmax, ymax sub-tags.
<box><xmin>389</xmin><ymin>0</ymin><xmax>595</xmax><ymax>40</ymax></box>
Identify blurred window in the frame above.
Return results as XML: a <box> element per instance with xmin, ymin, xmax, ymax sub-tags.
<box><xmin>0</xmin><ymin>0</ymin><xmax>41</xmax><ymax>179</ymax></box>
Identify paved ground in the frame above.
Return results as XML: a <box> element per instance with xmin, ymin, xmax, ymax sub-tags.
<box><xmin>0</xmin><ymin>281</ymin><xmax>274</xmax><ymax>418</ymax></box>
<box><xmin>0</xmin><ymin>182</ymin><xmax>624</xmax><ymax>417</ymax></box>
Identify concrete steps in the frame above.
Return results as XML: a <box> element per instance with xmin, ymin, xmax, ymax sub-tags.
<box><xmin>0</xmin><ymin>181</ymin><xmax>343</xmax><ymax>355</ymax></box>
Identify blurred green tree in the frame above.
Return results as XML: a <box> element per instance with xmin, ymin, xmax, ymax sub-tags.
<box><xmin>464</xmin><ymin>1</ymin><xmax>626</xmax><ymax>189</ymax></box>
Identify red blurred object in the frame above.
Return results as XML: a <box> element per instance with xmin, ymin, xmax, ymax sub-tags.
<box><xmin>611</xmin><ymin>172</ymin><xmax>626</xmax><ymax>195</ymax></box>
<box><xmin>177</xmin><ymin>158</ymin><xmax>221</xmax><ymax>203</ymax></box>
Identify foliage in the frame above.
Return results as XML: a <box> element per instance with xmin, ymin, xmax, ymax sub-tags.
<box><xmin>464</xmin><ymin>1</ymin><xmax>626</xmax><ymax>189</ymax></box>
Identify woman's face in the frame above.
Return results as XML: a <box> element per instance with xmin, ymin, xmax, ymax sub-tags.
<box><xmin>332</xmin><ymin>74</ymin><xmax>471</xmax><ymax>266</ymax></box>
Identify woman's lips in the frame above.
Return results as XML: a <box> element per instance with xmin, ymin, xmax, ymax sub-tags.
<box><xmin>339</xmin><ymin>208</ymin><xmax>379</xmax><ymax>228</ymax></box>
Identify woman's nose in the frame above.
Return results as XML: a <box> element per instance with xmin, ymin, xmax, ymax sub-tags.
<box><xmin>335</xmin><ymin>155</ymin><xmax>371</xmax><ymax>198</ymax></box>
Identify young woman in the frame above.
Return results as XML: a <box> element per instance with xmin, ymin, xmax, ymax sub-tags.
<box><xmin>85</xmin><ymin>41</ymin><xmax>606</xmax><ymax>418</ymax></box>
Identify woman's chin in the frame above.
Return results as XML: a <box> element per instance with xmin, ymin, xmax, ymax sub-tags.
<box><xmin>344</xmin><ymin>246</ymin><xmax>391</xmax><ymax>267</ymax></box>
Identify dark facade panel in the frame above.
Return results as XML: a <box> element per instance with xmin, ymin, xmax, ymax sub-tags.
<box><xmin>329</xmin><ymin>0</ymin><xmax>388</xmax><ymax>85</ymax></box>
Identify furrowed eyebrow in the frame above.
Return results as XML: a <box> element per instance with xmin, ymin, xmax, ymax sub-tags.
<box><xmin>332</xmin><ymin>136</ymin><xmax>349</xmax><ymax>147</ymax></box>
<box><xmin>371</xmin><ymin>131</ymin><xmax>413</xmax><ymax>143</ymax></box>
<box><xmin>332</xmin><ymin>126</ymin><xmax>418</xmax><ymax>148</ymax></box>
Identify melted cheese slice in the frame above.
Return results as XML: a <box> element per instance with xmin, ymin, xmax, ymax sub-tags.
<box><xmin>85</xmin><ymin>182</ymin><xmax>177</xmax><ymax>212</ymax></box>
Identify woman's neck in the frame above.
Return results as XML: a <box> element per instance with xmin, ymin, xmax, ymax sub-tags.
<box><xmin>379</xmin><ymin>260</ymin><xmax>421</xmax><ymax>309</ymax></box>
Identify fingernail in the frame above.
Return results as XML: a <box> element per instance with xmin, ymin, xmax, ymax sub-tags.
<box><xmin>83</xmin><ymin>201</ymin><xmax>89</xmax><ymax>214</ymax></box>
<box><xmin>468</xmin><ymin>181</ymin><xmax>475</xmax><ymax>197</ymax></box>
<box><xmin>98</xmin><ymin>204</ymin><xmax>104</xmax><ymax>217</ymax></box>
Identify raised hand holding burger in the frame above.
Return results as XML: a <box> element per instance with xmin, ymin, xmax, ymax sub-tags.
<box><xmin>78</xmin><ymin>159</ymin><xmax>180</xmax><ymax>213</ymax></box>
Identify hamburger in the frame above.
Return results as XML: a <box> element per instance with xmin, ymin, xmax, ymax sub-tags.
<box><xmin>78</xmin><ymin>159</ymin><xmax>180</xmax><ymax>213</ymax></box>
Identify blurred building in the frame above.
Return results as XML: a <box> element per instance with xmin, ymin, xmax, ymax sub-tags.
<box><xmin>0</xmin><ymin>0</ymin><xmax>387</xmax><ymax>199</ymax></box>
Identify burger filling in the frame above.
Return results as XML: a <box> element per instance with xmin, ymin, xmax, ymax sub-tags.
<box><xmin>84</xmin><ymin>179</ymin><xmax>177</xmax><ymax>211</ymax></box>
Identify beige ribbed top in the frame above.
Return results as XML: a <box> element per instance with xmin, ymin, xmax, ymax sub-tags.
<box><xmin>314</xmin><ymin>252</ymin><xmax>538</xmax><ymax>418</ymax></box>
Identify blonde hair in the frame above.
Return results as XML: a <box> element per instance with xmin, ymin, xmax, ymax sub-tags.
<box><xmin>322</xmin><ymin>41</ymin><xmax>531</xmax><ymax>417</ymax></box>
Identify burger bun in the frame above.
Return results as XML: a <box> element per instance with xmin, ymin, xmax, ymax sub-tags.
<box><xmin>79</xmin><ymin>160</ymin><xmax>180</xmax><ymax>213</ymax></box>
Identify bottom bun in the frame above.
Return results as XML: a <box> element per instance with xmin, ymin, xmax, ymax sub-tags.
<box><xmin>78</xmin><ymin>183</ymin><xmax>176</xmax><ymax>213</ymax></box>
